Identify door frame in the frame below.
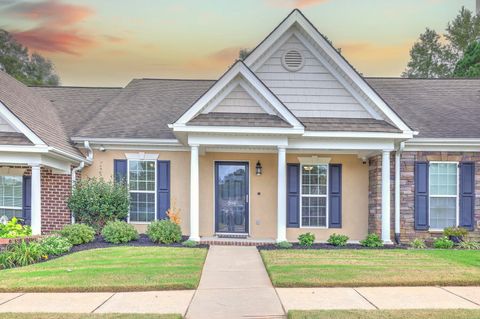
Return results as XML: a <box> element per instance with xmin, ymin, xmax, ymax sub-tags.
<box><xmin>214</xmin><ymin>161</ymin><xmax>250</xmax><ymax>234</ymax></box>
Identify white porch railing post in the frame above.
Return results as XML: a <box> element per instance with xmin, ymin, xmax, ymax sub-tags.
<box><xmin>381</xmin><ymin>150</ymin><xmax>392</xmax><ymax>243</ymax></box>
<box><xmin>277</xmin><ymin>146</ymin><xmax>287</xmax><ymax>242</ymax></box>
<box><xmin>31</xmin><ymin>165</ymin><xmax>41</xmax><ymax>235</ymax></box>
<box><xmin>189</xmin><ymin>144</ymin><xmax>200</xmax><ymax>241</ymax></box>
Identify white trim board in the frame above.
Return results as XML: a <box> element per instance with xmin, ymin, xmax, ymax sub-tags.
<box><xmin>244</xmin><ymin>9</ymin><xmax>412</xmax><ymax>133</ymax></box>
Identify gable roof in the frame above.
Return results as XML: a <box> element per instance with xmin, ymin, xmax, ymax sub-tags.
<box><xmin>367</xmin><ymin>78</ymin><xmax>480</xmax><ymax>138</ymax></box>
<box><xmin>0</xmin><ymin>70</ymin><xmax>82</xmax><ymax>158</ymax></box>
<box><xmin>243</xmin><ymin>9</ymin><xmax>412</xmax><ymax>133</ymax></box>
<box><xmin>189</xmin><ymin>113</ymin><xmax>292</xmax><ymax>128</ymax></box>
<box><xmin>173</xmin><ymin>61</ymin><xmax>304</xmax><ymax>130</ymax></box>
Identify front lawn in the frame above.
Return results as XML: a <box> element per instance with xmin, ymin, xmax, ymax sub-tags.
<box><xmin>288</xmin><ymin>309</ymin><xmax>480</xmax><ymax>319</ymax></box>
<box><xmin>0</xmin><ymin>315</ymin><xmax>181</xmax><ymax>319</ymax></box>
<box><xmin>0</xmin><ymin>246</ymin><xmax>207</xmax><ymax>292</ymax></box>
<box><xmin>260</xmin><ymin>249</ymin><xmax>480</xmax><ymax>287</ymax></box>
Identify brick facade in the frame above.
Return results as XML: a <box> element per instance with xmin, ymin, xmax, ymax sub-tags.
<box><xmin>0</xmin><ymin>166</ymin><xmax>73</xmax><ymax>234</ymax></box>
<box><xmin>369</xmin><ymin>151</ymin><xmax>480</xmax><ymax>244</ymax></box>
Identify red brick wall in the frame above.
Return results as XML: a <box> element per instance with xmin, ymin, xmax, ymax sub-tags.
<box><xmin>40</xmin><ymin>168</ymin><xmax>73</xmax><ymax>234</ymax></box>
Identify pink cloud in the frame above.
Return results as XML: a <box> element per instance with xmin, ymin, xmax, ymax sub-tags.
<box><xmin>265</xmin><ymin>0</ymin><xmax>329</xmax><ymax>8</ymax></box>
<box><xmin>186</xmin><ymin>46</ymin><xmax>243</xmax><ymax>71</ymax></box>
<box><xmin>4</xmin><ymin>0</ymin><xmax>95</xmax><ymax>55</ymax></box>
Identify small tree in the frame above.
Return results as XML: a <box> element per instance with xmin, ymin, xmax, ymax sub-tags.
<box><xmin>67</xmin><ymin>178</ymin><xmax>129</xmax><ymax>232</ymax></box>
<box><xmin>453</xmin><ymin>40</ymin><xmax>480</xmax><ymax>77</ymax></box>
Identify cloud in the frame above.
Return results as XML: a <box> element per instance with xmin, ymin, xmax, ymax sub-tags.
<box><xmin>265</xmin><ymin>0</ymin><xmax>329</xmax><ymax>8</ymax></box>
<box><xmin>186</xmin><ymin>46</ymin><xmax>243</xmax><ymax>71</ymax></box>
<box><xmin>103</xmin><ymin>35</ymin><xmax>125</xmax><ymax>43</ymax></box>
<box><xmin>3</xmin><ymin>0</ymin><xmax>95</xmax><ymax>55</ymax></box>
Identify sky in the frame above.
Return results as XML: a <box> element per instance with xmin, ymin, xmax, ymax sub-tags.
<box><xmin>0</xmin><ymin>0</ymin><xmax>476</xmax><ymax>87</ymax></box>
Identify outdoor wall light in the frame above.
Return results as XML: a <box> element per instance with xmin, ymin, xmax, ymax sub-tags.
<box><xmin>256</xmin><ymin>161</ymin><xmax>262</xmax><ymax>176</ymax></box>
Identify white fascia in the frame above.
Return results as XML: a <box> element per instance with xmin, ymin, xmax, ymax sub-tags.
<box><xmin>243</xmin><ymin>9</ymin><xmax>413</xmax><ymax>133</ymax></box>
<box><xmin>188</xmin><ymin>134</ymin><xmax>289</xmax><ymax>147</ymax></box>
<box><xmin>288</xmin><ymin>138</ymin><xmax>395</xmax><ymax>151</ymax></box>
<box><xmin>173</xmin><ymin>125</ymin><xmax>304</xmax><ymax>135</ymax></box>
<box><xmin>404</xmin><ymin>138</ymin><xmax>480</xmax><ymax>152</ymax></box>
<box><xmin>172</xmin><ymin>61</ymin><xmax>304</xmax><ymax>130</ymax></box>
<box><xmin>303</xmin><ymin>131</ymin><xmax>414</xmax><ymax>139</ymax></box>
<box><xmin>0</xmin><ymin>101</ymin><xmax>46</xmax><ymax>146</ymax></box>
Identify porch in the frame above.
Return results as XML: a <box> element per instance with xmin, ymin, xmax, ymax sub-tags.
<box><xmin>185</xmin><ymin>134</ymin><xmax>396</xmax><ymax>243</ymax></box>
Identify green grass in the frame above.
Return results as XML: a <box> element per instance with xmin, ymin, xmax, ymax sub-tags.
<box><xmin>0</xmin><ymin>247</ymin><xmax>207</xmax><ymax>292</ymax></box>
<box><xmin>288</xmin><ymin>310</ymin><xmax>480</xmax><ymax>319</ymax></box>
<box><xmin>260</xmin><ymin>249</ymin><xmax>480</xmax><ymax>287</ymax></box>
<box><xmin>0</xmin><ymin>315</ymin><xmax>181</xmax><ymax>319</ymax></box>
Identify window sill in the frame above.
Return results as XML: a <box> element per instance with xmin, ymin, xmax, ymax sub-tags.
<box><xmin>428</xmin><ymin>229</ymin><xmax>444</xmax><ymax>234</ymax></box>
<box><xmin>300</xmin><ymin>227</ymin><xmax>329</xmax><ymax>229</ymax></box>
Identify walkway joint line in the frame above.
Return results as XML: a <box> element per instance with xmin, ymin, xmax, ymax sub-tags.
<box><xmin>353</xmin><ymin>288</ymin><xmax>379</xmax><ymax>310</ymax></box>
<box><xmin>91</xmin><ymin>292</ymin><xmax>116</xmax><ymax>313</ymax></box>
<box><xmin>439</xmin><ymin>287</ymin><xmax>480</xmax><ymax>307</ymax></box>
<box><xmin>0</xmin><ymin>293</ymin><xmax>25</xmax><ymax>306</ymax></box>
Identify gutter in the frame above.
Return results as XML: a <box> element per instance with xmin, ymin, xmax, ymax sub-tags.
<box><xmin>394</xmin><ymin>141</ymin><xmax>405</xmax><ymax>244</ymax></box>
<box><xmin>70</xmin><ymin>141</ymin><xmax>93</xmax><ymax>223</ymax></box>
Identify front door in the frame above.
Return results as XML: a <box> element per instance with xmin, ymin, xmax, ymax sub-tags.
<box><xmin>215</xmin><ymin>162</ymin><xmax>249</xmax><ymax>234</ymax></box>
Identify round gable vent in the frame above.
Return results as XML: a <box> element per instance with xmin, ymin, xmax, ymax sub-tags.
<box><xmin>282</xmin><ymin>49</ymin><xmax>304</xmax><ymax>72</ymax></box>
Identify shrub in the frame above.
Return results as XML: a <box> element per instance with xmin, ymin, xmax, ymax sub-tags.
<box><xmin>59</xmin><ymin>224</ymin><xmax>95</xmax><ymax>246</ymax></box>
<box><xmin>409</xmin><ymin>238</ymin><xmax>427</xmax><ymax>249</ymax></box>
<box><xmin>457</xmin><ymin>240</ymin><xmax>480</xmax><ymax>250</ymax></box>
<box><xmin>298</xmin><ymin>233</ymin><xmax>315</xmax><ymax>247</ymax></box>
<box><xmin>147</xmin><ymin>220</ymin><xmax>182</xmax><ymax>244</ymax></box>
<box><xmin>360</xmin><ymin>233</ymin><xmax>384</xmax><ymax>248</ymax></box>
<box><xmin>40</xmin><ymin>235</ymin><xmax>72</xmax><ymax>256</ymax></box>
<box><xmin>182</xmin><ymin>240</ymin><xmax>198</xmax><ymax>247</ymax></box>
<box><xmin>276</xmin><ymin>241</ymin><xmax>293</xmax><ymax>249</ymax></box>
<box><xmin>327</xmin><ymin>233</ymin><xmax>349</xmax><ymax>247</ymax></box>
<box><xmin>433</xmin><ymin>236</ymin><xmax>454</xmax><ymax>249</ymax></box>
<box><xmin>67</xmin><ymin>178</ymin><xmax>129</xmax><ymax>232</ymax></box>
<box><xmin>101</xmin><ymin>221</ymin><xmax>139</xmax><ymax>244</ymax></box>
<box><xmin>0</xmin><ymin>240</ymin><xmax>45</xmax><ymax>269</ymax></box>
<box><xmin>166</xmin><ymin>199</ymin><xmax>181</xmax><ymax>225</ymax></box>
<box><xmin>0</xmin><ymin>217</ymin><xmax>32</xmax><ymax>238</ymax></box>
<box><xmin>443</xmin><ymin>227</ymin><xmax>468</xmax><ymax>243</ymax></box>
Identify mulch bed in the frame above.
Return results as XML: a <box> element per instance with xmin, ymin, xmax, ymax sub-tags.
<box><xmin>257</xmin><ymin>243</ymin><xmax>407</xmax><ymax>250</ymax></box>
<box><xmin>69</xmin><ymin>234</ymin><xmax>209</xmax><ymax>254</ymax></box>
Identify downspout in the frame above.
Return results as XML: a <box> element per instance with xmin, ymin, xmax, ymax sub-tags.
<box><xmin>71</xmin><ymin>141</ymin><xmax>93</xmax><ymax>223</ymax></box>
<box><xmin>394</xmin><ymin>142</ymin><xmax>405</xmax><ymax>244</ymax></box>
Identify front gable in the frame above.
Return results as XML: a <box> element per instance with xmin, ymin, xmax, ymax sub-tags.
<box><xmin>244</xmin><ymin>9</ymin><xmax>413</xmax><ymax>133</ymax></box>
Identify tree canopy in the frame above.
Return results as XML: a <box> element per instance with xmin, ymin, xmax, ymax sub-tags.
<box><xmin>454</xmin><ymin>41</ymin><xmax>480</xmax><ymax>77</ymax></box>
<box><xmin>0</xmin><ymin>29</ymin><xmax>60</xmax><ymax>86</ymax></box>
<box><xmin>403</xmin><ymin>7</ymin><xmax>480</xmax><ymax>78</ymax></box>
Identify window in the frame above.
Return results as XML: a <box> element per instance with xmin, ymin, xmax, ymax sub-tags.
<box><xmin>429</xmin><ymin>162</ymin><xmax>458</xmax><ymax>229</ymax></box>
<box><xmin>128</xmin><ymin>160</ymin><xmax>156</xmax><ymax>222</ymax></box>
<box><xmin>300</xmin><ymin>164</ymin><xmax>328</xmax><ymax>227</ymax></box>
<box><xmin>0</xmin><ymin>176</ymin><xmax>23</xmax><ymax>219</ymax></box>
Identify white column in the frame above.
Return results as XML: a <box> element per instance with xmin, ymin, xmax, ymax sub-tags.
<box><xmin>31</xmin><ymin>165</ymin><xmax>41</xmax><ymax>235</ymax></box>
<box><xmin>394</xmin><ymin>151</ymin><xmax>401</xmax><ymax>239</ymax></box>
<box><xmin>277</xmin><ymin>146</ymin><xmax>287</xmax><ymax>242</ymax></box>
<box><xmin>381</xmin><ymin>150</ymin><xmax>392</xmax><ymax>243</ymax></box>
<box><xmin>189</xmin><ymin>144</ymin><xmax>200</xmax><ymax>241</ymax></box>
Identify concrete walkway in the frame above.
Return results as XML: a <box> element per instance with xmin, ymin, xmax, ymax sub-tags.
<box><xmin>0</xmin><ymin>246</ymin><xmax>479</xmax><ymax>317</ymax></box>
<box><xmin>185</xmin><ymin>245</ymin><xmax>285</xmax><ymax>319</ymax></box>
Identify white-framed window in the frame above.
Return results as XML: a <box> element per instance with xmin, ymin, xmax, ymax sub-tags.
<box><xmin>429</xmin><ymin>162</ymin><xmax>458</xmax><ymax>230</ymax></box>
<box><xmin>0</xmin><ymin>176</ymin><xmax>23</xmax><ymax>219</ymax></box>
<box><xmin>127</xmin><ymin>160</ymin><xmax>156</xmax><ymax>223</ymax></box>
<box><xmin>300</xmin><ymin>164</ymin><xmax>328</xmax><ymax>228</ymax></box>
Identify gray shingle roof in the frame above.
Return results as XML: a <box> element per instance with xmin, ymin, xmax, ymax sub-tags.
<box><xmin>366</xmin><ymin>78</ymin><xmax>480</xmax><ymax>138</ymax></box>
<box><xmin>0</xmin><ymin>71</ymin><xmax>82</xmax><ymax>157</ymax></box>
<box><xmin>75</xmin><ymin>79</ymin><xmax>215</xmax><ymax>139</ymax></box>
<box><xmin>299</xmin><ymin>117</ymin><xmax>401</xmax><ymax>133</ymax></box>
<box><xmin>0</xmin><ymin>132</ymin><xmax>32</xmax><ymax>145</ymax></box>
<box><xmin>189</xmin><ymin>113</ymin><xmax>291</xmax><ymax>128</ymax></box>
<box><xmin>31</xmin><ymin>86</ymin><xmax>121</xmax><ymax>137</ymax></box>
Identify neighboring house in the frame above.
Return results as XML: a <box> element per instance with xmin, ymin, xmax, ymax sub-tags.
<box><xmin>0</xmin><ymin>10</ymin><xmax>478</xmax><ymax>243</ymax></box>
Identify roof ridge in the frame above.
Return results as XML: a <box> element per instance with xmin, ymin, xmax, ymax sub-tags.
<box><xmin>30</xmin><ymin>85</ymin><xmax>123</xmax><ymax>89</ymax></box>
<box><xmin>138</xmin><ymin>78</ymin><xmax>216</xmax><ymax>81</ymax></box>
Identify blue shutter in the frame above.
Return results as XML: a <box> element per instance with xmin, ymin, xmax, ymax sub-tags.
<box><xmin>22</xmin><ymin>176</ymin><xmax>31</xmax><ymax>226</ymax></box>
<box><xmin>329</xmin><ymin>164</ymin><xmax>342</xmax><ymax>228</ymax></box>
<box><xmin>414</xmin><ymin>162</ymin><xmax>429</xmax><ymax>230</ymax></box>
<box><xmin>157</xmin><ymin>160</ymin><xmax>171</xmax><ymax>220</ymax></box>
<box><xmin>114</xmin><ymin>159</ymin><xmax>127</xmax><ymax>184</ymax></box>
<box><xmin>459</xmin><ymin>162</ymin><xmax>475</xmax><ymax>230</ymax></box>
<box><xmin>287</xmin><ymin>164</ymin><xmax>300</xmax><ymax>228</ymax></box>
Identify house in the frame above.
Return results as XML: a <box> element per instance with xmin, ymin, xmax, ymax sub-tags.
<box><xmin>0</xmin><ymin>9</ymin><xmax>478</xmax><ymax>244</ymax></box>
